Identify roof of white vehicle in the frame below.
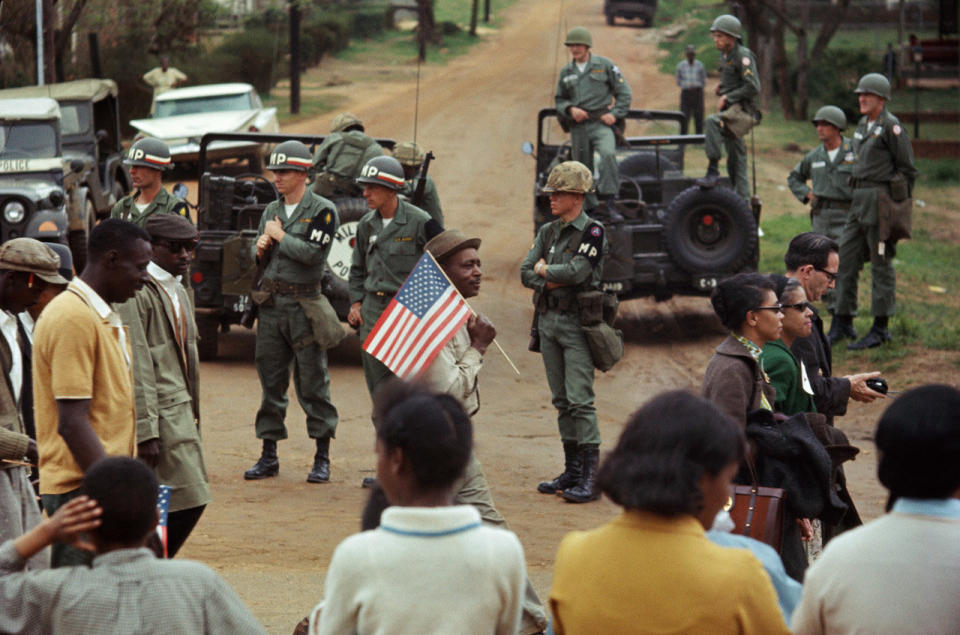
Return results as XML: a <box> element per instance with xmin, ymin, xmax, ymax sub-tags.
<box><xmin>156</xmin><ymin>83</ymin><xmax>255</xmax><ymax>101</ymax></box>
<box><xmin>0</xmin><ymin>79</ymin><xmax>118</xmax><ymax>102</ymax></box>
<box><xmin>0</xmin><ymin>97</ymin><xmax>61</xmax><ymax>121</ymax></box>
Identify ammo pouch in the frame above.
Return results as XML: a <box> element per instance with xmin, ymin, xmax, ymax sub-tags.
<box><xmin>296</xmin><ymin>295</ymin><xmax>346</xmax><ymax>351</ymax></box>
<box><xmin>577</xmin><ymin>290</ymin><xmax>604</xmax><ymax>327</ymax></box>
<box><xmin>889</xmin><ymin>172</ymin><xmax>910</xmax><ymax>202</ymax></box>
<box><xmin>578</xmin><ymin>290</ymin><xmax>623</xmax><ymax>371</ymax></box>
<box><xmin>720</xmin><ymin>102</ymin><xmax>759</xmax><ymax>139</ymax></box>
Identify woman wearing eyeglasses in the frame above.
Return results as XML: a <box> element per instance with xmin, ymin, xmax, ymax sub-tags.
<box><xmin>702</xmin><ymin>273</ymin><xmax>782</xmax><ymax>430</ymax></box>
<box><xmin>761</xmin><ymin>276</ymin><xmax>817</xmax><ymax>416</ymax></box>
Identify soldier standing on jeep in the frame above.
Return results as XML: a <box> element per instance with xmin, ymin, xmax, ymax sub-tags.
<box><xmin>554</xmin><ymin>27</ymin><xmax>631</xmax><ymax>224</ymax></box>
<box><xmin>395</xmin><ymin>141</ymin><xmax>443</xmax><ymax>226</ymax></box>
<box><xmin>111</xmin><ymin>138</ymin><xmax>189</xmax><ymax>226</ymax></box>
<box><xmin>310</xmin><ymin>113</ymin><xmax>384</xmax><ymax>199</ymax></box>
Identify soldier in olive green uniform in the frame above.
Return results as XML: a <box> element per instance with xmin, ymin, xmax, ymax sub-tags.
<box><xmin>555</xmin><ymin>27</ymin><xmax>631</xmax><ymax>222</ymax></box>
<box><xmin>702</xmin><ymin>15</ymin><xmax>761</xmax><ymax>200</ymax></box>
<box><xmin>244</xmin><ymin>141</ymin><xmax>340</xmax><ymax>483</ymax></box>
<box><xmin>831</xmin><ymin>73</ymin><xmax>917</xmax><ymax>350</ymax></box>
<box><xmin>111</xmin><ymin>138</ymin><xmax>190</xmax><ymax>226</ymax></box>
<box><xmin>521</xmin><ymin>161</ymin><xmax>607</xmax><ymax>504</ymax></box>
<box><xmin>310</xmin><ymin>113</ymin><xmax>384</xmax><ymax>198</ymax></box>
<box><xmin>347</xmin><ymin>156</ymin><xmax>438</xmax><ymax>397</ymax></box>
<box><xmin>395</xmin><ymin>141</ymin><xmax>443</xmax><ymax>226</ymax></box>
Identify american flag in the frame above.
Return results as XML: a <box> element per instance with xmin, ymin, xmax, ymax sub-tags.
<box><xmin>363</xmin><ymin>253</ymin><xmax>472</xmax><ymax>379</ymax></box>
<box><xmin>156</xmin><ymin>484</ymin><xmax>172</xmax><ymax>558</ymax></box>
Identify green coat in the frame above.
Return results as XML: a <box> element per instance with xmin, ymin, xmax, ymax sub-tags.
<box><xmin>520</xmin><ymin>211</ymin><xmax>607</xmax><ymax>308</ymax></box>
<box><xmin>787</xmin><ymin>138</ymin><xmax>855</xmax><ymax>204</ymax></box>
<box><xmin>252</xmin><ymin>190</ymin><xmax>339</xmax><ymax>285</ymax></box>
<box><xmin>850</xmin><ymin>108</ymin><xmax>918</xmax><ymax>225</ymax></box>
<box><xmin>718</xmin><ymin>43</ymin><xmax>760</xmax><ymax>112</ymax></box>
<box><xmin>761</xmin><ymin>340</ymin><xmax>816</xmax><ymax>416</ymax></box>
<box><xmin>555</xmin><ymin>54</ymin><xmax>631</xmax><ymax>119</ymax></box>
<box><xmin>310</xmin><ymin>130</ymin><xmax>383</xmax><ymax>179</ymax></box>
<box><xmin>111</xmin><ymin>187</ymin><xmax>190</xmax><ymax>226</ymax></box>
<box><xmin>400</xmin><ymin>174</ymin><xmax>443</xmax><ymax>226</ymax></box>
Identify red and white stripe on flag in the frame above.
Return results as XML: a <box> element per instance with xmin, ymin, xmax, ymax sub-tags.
<box><xmin>363</xmin><ymin>253</ymin><xmax>471</xmax><ymax>379</ymax></box>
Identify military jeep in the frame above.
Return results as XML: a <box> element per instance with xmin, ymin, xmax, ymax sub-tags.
<box><xmin>190</xmin><ymin>132</ymin><xmax>393</xmax><ymax>360</ymax></box>
<box><xmin>604</xmin><ymin>0</ymin><xmax>657</xmax><ymax>26</ymax></box>
<box><xmin>525</xmin><ymin>108</ymin><xmax>759</xmax><ymax>301</ymax></box>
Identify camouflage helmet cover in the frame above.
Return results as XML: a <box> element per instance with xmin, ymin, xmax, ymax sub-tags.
<box><xmin>266</xmin><ymin>140</ymin><xmax>312</xmax><ymax>172</ymax></box>
<box><xmin>812</xmin><ymin>105</ymin><xmax>847</xmax><ymax>130</ymax></box>
<box><xmin>543</xmin><ymin>161</ymin><xmax>593</xmax><ymax>194</ymax></box>
<box><xmin>854</xmin><ymin>73</ymin><xmax>892</xmax><ymax>100</ymax></box>
<box><xmin>123</xmin><ymin>137</ymin><xmax>173</xmax><ymax>171</ymax></box>
<box><xmin>394</xmin><ymin>141</ymin><xmax>425</xmax><ymax>167</ymax></box>
<box><xmin>710</xmin><ymin>14</ymin><xmax>743</xmax><ymax>40</ymax></box>
<box><xmin>564</xmin><ymin>27</ymin><xmax>592</xmax><ymax>48</ymax></box>
<box><xmin>331</xmin><ymin>112</ymin><xmax>364</xmax><ymax>133</ymax></box>
<box><xmin>356</xmin><ymin>155</ymin><xmax>405</xmax><ymax>191</ymax></box>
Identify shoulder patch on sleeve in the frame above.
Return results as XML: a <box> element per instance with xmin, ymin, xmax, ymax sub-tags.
<box><xmin>306</xmin><ymin>211</ymin><xmax>335</xmax><ymax>246</ymax></box>
<box><xmin>892</xmin><ymin>124</ymin><xmax>902</xmax><ymax>135</ymax></box>
<box><xmin>172</xmin><ymin>202</ymin><xmax>190</xmax><ymax>219</ymax></box>
<box><xmin>742</xmin><ymin>56</ymin><xmax>751</xmax><ymax>66</ymax></box>
<box><xmin>577</xmin><ymin>222</ymin><xmax>604</xmax><ymax>266</ymax></box>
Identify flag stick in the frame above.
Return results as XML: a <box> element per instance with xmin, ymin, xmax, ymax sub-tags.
<box><xmin>426</xmin><ymin>252</ymin><xmax>521</xmax><ymax>375</ymax></box>
<box><xmin>2</xmin><ymin>458</ymin><xmax>35</xmax><ymax>468</ymax></box>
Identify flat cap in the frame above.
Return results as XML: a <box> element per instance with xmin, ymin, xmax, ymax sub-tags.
<box><xmin>0</xmin><ymin>238</ymin><xmax>69</xmax><ymax>284</ymax></box>
<box><xmin>145</xmin><ymin>214</ymin><xmax>198</xmax><ymax>241</ymax></box>
<box><xmin>425</xmin><ymin>229</ymin><xmax>481</xmax><ymax>263</ymax></box>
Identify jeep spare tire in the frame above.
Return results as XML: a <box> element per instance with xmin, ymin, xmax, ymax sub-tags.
<box><xmin>324</xmin><ymin>197</ymin><xmax>369</xmax><ymax>321</ymax></box>
<box><xmin>663</xmin><ymin>185</ymin><xmax>757</xmax><ymax>273</ymax></box>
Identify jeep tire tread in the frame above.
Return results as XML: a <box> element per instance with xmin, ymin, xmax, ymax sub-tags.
<box><xmin>663</xmin><ymin>185</ymin><xmax>757</xmax><ymax>274</ymax></box>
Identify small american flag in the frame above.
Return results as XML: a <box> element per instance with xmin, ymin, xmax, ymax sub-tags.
<box><xmin>156</xmin><ymin>484</ymin><xmax>172</xmax><ymax>558</ymax></box>
<box><xmin>363</xmin><ymin>253</ymin><xmax>472</xmax><ymax>379</ymax></box>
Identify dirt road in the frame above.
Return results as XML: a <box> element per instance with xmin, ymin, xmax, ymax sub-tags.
<box><xmin>184</xmin><ymin>1</ymin><xmax>890</xmax><ymax>631</ymax></box>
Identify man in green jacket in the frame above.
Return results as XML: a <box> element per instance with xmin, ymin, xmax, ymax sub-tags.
<box><xmin>701</xmin><ymin>14</ymin><xmax>761</xmax><ymax>200</ymax></box>
<box><xmin>244</xmin><ymin>141</ymin><xmax>340</xmax><ymax>483</ymax></box>
<box><xmin>111</xmin><ymin>138</ymin><xmax>189</xmax><ymax>226</ymax></box>
<box><xmin>118</xmin><ymin>214</ymin><xmax>208</xmax><ymax>556</ymax></box>
<box><xmin>555</xmin><ymin>27</ymin><xmax>631</xmax><ymax>223</ymax></box>
<box><xmin>395</xmin><ymin>141</ymin><xmax>443</xmax><ymax>226</ymax></box>
<box><xmin>830</xmin><ymin>73</ymin><xmax>917</xmax><ymax>350</ymax></box>
<box><xmin>311</xmin><ymin>113</ymin><xmax>384</xmax><ymax>198</ymax></box>
<box><xmin>521</xmin><ymin>161</ymin><xmax>607</xmax><ymax>504</ymax></box>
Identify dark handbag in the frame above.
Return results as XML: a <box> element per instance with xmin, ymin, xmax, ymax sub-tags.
<box><xmin>727</xmin><ymin>459</ymin><xmax>786</xmax><ymax>552</ymax></box>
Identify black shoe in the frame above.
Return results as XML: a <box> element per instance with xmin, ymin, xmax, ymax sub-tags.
<box><xmin>827</xmin><ymin>316</ymin><xmax>857</xmax><ymax>347</ymax></box>
<box><xmin>601</xmin><ymin>198</ymin><xmax>625</xmax><ymax>224</ymax></box>
<box><xmin>307</xmin><ymin>438</ymin><xmax>331</xmax><ymax>483</ymax></box>
<box><xmin>244</xmin><ymin>439</ymin><xmax>278</xmax><ymax>480</ymax></box>
<box><xmin>537</xmin><ymin>442</ymin><xmax>581</xmax><ymax>494</ymax></box>
<box><xmin>847</xmin><ymin>327</ymin><xmax>891</xmax><ymax>350</ymax></box>
<box><xmin>361</xmin><ymin>476</ymin><xmax>379</xmax><ymax>489</ymax></box>
<box><xmin>562</xmin><ymin>446</ymin><xmax>601</xmax><ymax>503</ymax></box>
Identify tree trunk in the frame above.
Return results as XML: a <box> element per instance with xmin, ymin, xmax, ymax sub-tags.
<box><xmin>416</xmin><ymin>0</ymin><xmax>436</xmax><ymax>61</ymax></box>
<box><xmin>794</xmin><ymin>0</ymin><xmax>810</xmax><ymax>119</ymax></box>
<box><xmin>43</xmin><ymin>0</ymin><xmax>56</xmax><ymax>83</ymax></box>
<box><xmin>470</xmin><ymin>0</ymin><xmax>479</xmax><ymax>36</ymax></box>
<box><xmin>54</xmin><ymin>0</ymin><xmax>90</xmax><ymax>80</ymax></box>
<box><xmin>773</xmin><ymin>0</ymin><xmax>794</xmax><ymax>119</ymax></box>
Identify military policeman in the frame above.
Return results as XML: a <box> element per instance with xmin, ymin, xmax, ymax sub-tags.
<box><xmin>830</xmin><ymin>73</ymin><xmax>917</xmax><ymax>350</ymax></box>
<box><xmin>311</xmin><ymin>113</ymin><xmax>384</xmax><ymax>198</ymax></box>
<box><xmin>111</xmin><ymin>138</ymin><xmax>189</xmax><ymax>226</ymax></box>
<box><xmin>348</xmin><ymin>156</ymin><xmax>437</xmax><ymax>399</ymax></box>
<box><xmin>701</xmin><ymin>14</ymin><xmax>761</xmax><ymax>200</ymax></box>
<box><xmin>395</xmin><ymin>141</ymin><xmax>443</xmax><ymax>226</ymax></box>
<box><xmin>244</xmin><ymin>141</ymin><xmax>340</xmax><ymax>483</ymax></box>
<box><xmin>521</xmin><ymin>161</ymin><xmax>607</xmax><ymax>504</ymax></box>
<box><xmin>554</xmin><ymin>27</ymin><xmax>631</xmax><ymax>223</ymax></box>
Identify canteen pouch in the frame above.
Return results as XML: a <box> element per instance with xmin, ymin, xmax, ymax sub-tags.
<box><xmin>889</xmin><ymin>172</ymin><xmax>909</xmax><ymax>202</ymax></box>
<box><xmin>719</xmin><ymin>102</ymin><xmax>759</xmax><ymax>139</ymax></box>
<box><xmin>601</xmin><ymin>291</ymin><xmax>619</xmax><ymax>327</ymax></box>
<box><xmin>296</xmin><ymin>295</ymin><xmax>346</xmax><ymax>351</ymax></box>
<box><xmin>582</xmin><ymin>322</ymin><xmax>624</xmax><ymax>372</ymax></box>
<box><xmin>577</xmin><ymin>290</ymin><xmax>604</xmax><ymax>327</ymax></box>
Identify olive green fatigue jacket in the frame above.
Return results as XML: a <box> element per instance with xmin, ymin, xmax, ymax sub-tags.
<box><xmin>399</xmin><ymin>174</ymin><xmax>443</xmax><ymax>226</ymax></box>
<box><xmin>850</xmin><ymin>108</ymin><xmax>918</xmax><ymax>225</ymax></box>
<box><xmin>520</xmin><ymin>212</ymin><xmax>607</xmax><ymax>308</ymax></box>
<box><xmin>110</xmin><ymin>187</ymin><xmax>190</xmax><ymax>227</ymax></box>
<box><xmin>251</xmin><ymin>191</ymin><xmax>339</xmax><ymax>285</ymax></box>
<box><xmin>555</xmin><ymin>54</ymin><xmax>632</xmax><ymax>120</ymax></box>
<box><xmin>310</xmin><ymin>131</ymin><xmax>383</xmax><ymax>179</ymax></box>
<box><xmin>0</xmin><ymin>330</ymin><xmax>28</xmax><ymax>462</ymax></box>
<box><xmin>348</xmin><ymin>199</ymin><xmax>433</xmax><ymax>304</ymax></box>
<box><xmin>718</xmin><ymin>44</ymin><xmax>760</xmax><ymax>112</ymax></box>
<box><xmin>787</xmin><ymin>138</ymin><xmax>855</xmax><ymax>204</ymax></box>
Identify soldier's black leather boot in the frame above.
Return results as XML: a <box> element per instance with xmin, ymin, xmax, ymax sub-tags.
<box><xmin>307</xmin><ymin>437</ymin><xmax>331</xmax><ymax>483</ymax></box>
<box><xmin>827</xmin><ymin>315</ymin><xmax>858</xmax><ymax>346</ymax></box>
<box><xmin>562</xmin><ymin>446</ymin><xmax>601</xmax><ymax>503</ymax></box>
<box><xmin>848</xmin><ymin>317</ymin><xmax>891</xmax><ymax>350</ymax></box>
<box><xmin>537</xmin><ymin>441</ymin><xmax>582</xmax><ymax>494</ymax></box>
<box><xmin>696</xmin><ymin>160</ymin><xmax>721</xmax><ymax>188</ymax></box>
<box><xmin>244</xmin><ymin>439</ymin><xmax>279</xmax><ymax>480</ymax></box>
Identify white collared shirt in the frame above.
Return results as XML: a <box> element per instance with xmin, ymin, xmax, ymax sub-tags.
<box><xmin>71</xmin><ymin>277</ymin><xmax>131</xmax><ymax>367</ymax></box>
<box><xmin>0</xmin><ymin>310</ymin><xmax>21</xmax><ymax>400</ymax></box>
<box><xmin>17</xmin><ymin>312</ymin><xmax>34</xmax><ymax>344</ymax></box>
<box><xmin>147</xmin><ymin>261</ymin><xmax>182</xmax><ymax>319</ymax></box>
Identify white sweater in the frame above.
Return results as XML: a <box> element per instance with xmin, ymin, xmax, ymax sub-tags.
<box><xmin>313</xmin><ymin>505</ymin><xmax>525</xmax><ymax>635</ymax></box>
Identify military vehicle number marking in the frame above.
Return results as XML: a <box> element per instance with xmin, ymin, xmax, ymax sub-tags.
<box><xmin>233</xmin><ymin>295</ymin><xmax>249</xmax><ymax>313</ymax></box>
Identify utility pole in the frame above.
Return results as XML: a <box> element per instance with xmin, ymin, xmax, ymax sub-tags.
<box><xmin>289</xmin><ymin>0</ymin><xmax>300</xmax><ymax>114</ymax></box>
<box><xmin>35</xmin><ymin>0</ymin><xmax>44</xmax><ymax>85</ymax></box>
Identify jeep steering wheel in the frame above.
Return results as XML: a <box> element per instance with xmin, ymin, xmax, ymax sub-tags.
<box><xmin>232</xmin><ymin>173</ymin><xmax>278</xmax><ymax>205</ymax></box>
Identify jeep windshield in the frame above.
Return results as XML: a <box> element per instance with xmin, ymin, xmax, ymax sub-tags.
<box><xmin>0</xmin><ymin>122</ymin><xmax>58</xmax><ymax>159</ymax></box>
<box><xmin>155</xmin><ymin>92</ymin><xmax>254</xmax><ymax>118</ymax></box>
<box><xmin>58</xmin><ymin>101</ymin><xmax>93</xmax><ymax>137</ymax></box>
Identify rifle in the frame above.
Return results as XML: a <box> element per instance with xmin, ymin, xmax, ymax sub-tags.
<box><xmin>240</xmin><ymin>242</ymin><xmax>275</xmax><ymax>329</ymax></box>
<box><xmin>411</xmin><ymin>150</ymin><xmax>435</xmax><ymax>208</ymax></box>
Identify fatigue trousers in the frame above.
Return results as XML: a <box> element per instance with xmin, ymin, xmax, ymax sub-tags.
<box><xmin>539</xmin><ymin>310</ymin><xmax>601</xmax><ymax>446</ymax></box>
<box><xmin>254</xmin><ymin>296</ymin><xmax>338</xmax><ymax>441</ymax></box>
<box><xmin>452</xmin><ymin>452</ymin><xmax>548</xmax><ymax>633</ymax></box>
<box><xmin>359</xmin><ymin>294</ymin><xmax>396</xmax><ymax>397</ymax></box>
<box><xmin>570</xmin><ymin>120</ymin><xmax>619</xmax><ymax>207</ymax></box>
<box><xmin>812</xmin><ymin>205</ymin><xmax>850</xmax><ymax>313</ymax></box>
<box><xmin>704</xmin><ymin>113</ymin><xmax>749</xmax><ymax>199</ymax></box>
<box><xmin>835</xmin><ymin>215</ymin><xmax>896</xmax><ymax>318</ymax></box>
<box><xmin>680</xmin><ymin>87</ymin><xmax>704</xmax><ymax>134</ymax></box>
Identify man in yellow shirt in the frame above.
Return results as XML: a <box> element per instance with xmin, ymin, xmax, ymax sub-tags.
<box><xmin>143</xmin><ymin>57</ymin><xmax>187</xmax><ymax>113</ymax></box>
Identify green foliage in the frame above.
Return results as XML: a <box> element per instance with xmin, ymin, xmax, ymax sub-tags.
<box><xmin>351</xmin><ymin>9</ymin><xmax>387</xmax><ymax>39</ymax></box>
<box><xmin>804</xmin><ymin>48</ymin><xmax>875</xmax><ymax>122</ymax></box>
<box><xmin>916</xmin><ymin>159</ymin><xmax>960</xmax><ymax>186</ymax></box>
<box><xmin>198</xmin><ymin>27</ymin><xmax>281</xmax><ymax>95</ymax></box>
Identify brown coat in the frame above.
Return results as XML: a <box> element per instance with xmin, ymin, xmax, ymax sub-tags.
<box><xmin>0</xmin><ymin>327</ymin><xmax>28</xmax><ymax>462</ymax></box>
<box><xmin>701</xmin><ymin>335</ymin><xmax>776</xmax><ymax>430</ymax></box>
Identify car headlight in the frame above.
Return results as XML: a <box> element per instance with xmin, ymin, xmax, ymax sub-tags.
<box><xmin>3</xmin><ymin>201</ymin><xmax>26</xmax><ymax>224</ymax></box>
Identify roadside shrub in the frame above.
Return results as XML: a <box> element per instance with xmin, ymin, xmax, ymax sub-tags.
<box><xmin>352</xmin><ymin>10</ymin><xmax>386</xmax><ymax>39</ymax></box>
<box><xmin>804</xmin><ymin>48</ymin><xmax>875</xmax><ymax>123</ymax></box>
<box><xmin>207</xmin><ymin>27</ymin><xmax>281</xmax><ymax>95</ymax></box>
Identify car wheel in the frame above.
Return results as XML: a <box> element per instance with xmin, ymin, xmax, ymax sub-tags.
<box><xmin>197</xmin><ymin>315</ymin><xmax>220</xmax><ymax>361</ymax></box>
<box><xmin>68</xmin><ymin>198</ymin><xmax>96</xmax><ymax>274</ymax></box>
<box><xmin>323</xmin><ymin>197</ymin><xmax>369</xmax><ymax>321</ymax></box>
<box><xmin>663</xmin><ymin>185</ymin><xmax>757</xmax><ymax>274</ymax></box>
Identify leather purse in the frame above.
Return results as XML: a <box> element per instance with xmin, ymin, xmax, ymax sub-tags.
<box><xmin>726</xmin><ymin>460</ymin><xmax>786</xmax><ymax>553</ymax></box>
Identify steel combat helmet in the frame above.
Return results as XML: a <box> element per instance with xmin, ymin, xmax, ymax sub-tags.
<box><xmin>331</xmin><ymin>112</ymin><xmax>364</xmax><ymax>133</ymax></box>
<box><xmin>543</xmin><ymin>161</ymin><xmax>593</xmax><ymax>194</ymax></box>
<box><xmin>357</xmin><ymin>155</ymin><xmax>405</xmax><ymax>191</ymax></box>
<box><xmin>266</xmin><ymin>140</ymin><xmax>312</xmax><ymax>172</ymax></box>
<box><xmin>854</xmin><ymin>73</ymin><xmax>892</xmax><ymax>100</ymax></box>
<box><xmin>812</xmin><ymin>105</ymin><xmax>847</xmax><ymax>130</ymax></box>
<box><xmin>564</xmin><ymin>27</ymin><xmax>592</xmax><ymax>48</ymax></box>
<box><xmin>710</xmin><ymin>14</ymin><xmax>743</xmax><ymax>40</ymax></box>
<box><xmin>123</xmin><ymin>138</ymin><xmax>173</xmax><ymax>171</ymax></box>
<box><xmin>394</xmin><ymin>142</ymin><xmax>425</xmax><ymax>167</ymax></box>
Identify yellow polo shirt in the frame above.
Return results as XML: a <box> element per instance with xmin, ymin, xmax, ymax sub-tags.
<box><xmin>33</xmin><ymin>279</ymin><xmax>136</xmax><ymax>494</ymax></box>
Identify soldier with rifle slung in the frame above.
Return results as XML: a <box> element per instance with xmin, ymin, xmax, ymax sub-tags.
<box><xmin>395</xmin><ymin>142</ymin><xmax>443</xmax><ymax>226</ymax></box>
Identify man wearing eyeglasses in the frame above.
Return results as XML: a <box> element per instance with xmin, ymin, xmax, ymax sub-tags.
<box><xmin>117</xmin><ymin>214</ymin><xmax>209</xmax><ymax>557</ymax></box>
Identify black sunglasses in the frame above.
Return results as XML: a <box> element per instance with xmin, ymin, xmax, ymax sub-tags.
<box><xmin>752</xmin><ymin>304</ymin><xmax>782</xmax><ymax>312</ymax></box>
<box><xmin>781</xmin><ymin>301</ymin><xmax>809</xmax><ymax>312</ymax></box>
<box><xmin>815</xmin><ymin>267</ymin><xmax>838</xmax><ymax>282</ymax></box>
<box><xmin>157</xmin><ymin>239</ymin><xmax>198</xmax><ymax>253</ymax></box>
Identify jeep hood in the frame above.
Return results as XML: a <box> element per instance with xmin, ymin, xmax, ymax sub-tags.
<box><xmin>129</xmin><ymin>111</ymin><xmax>259</xmax><ymax>140</ymax></box>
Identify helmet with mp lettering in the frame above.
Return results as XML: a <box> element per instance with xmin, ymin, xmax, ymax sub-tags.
<box><xmin>812</xmin><ymin>105</ymin><xmax>847</xmax><ymax>130</ymax></box>
<box><xmin>543</xmin><ymin>161</ymin><xmax>593</xmax><ymax>194</ymax></box>
<box><xmin>356</xmin><ymin>155</ymin><xmax>405</xmax><ymax>191</ymax></box>
<box><xmin>564</xmin><ymin>27</ymin><xmax>592</xmax><ymax>48</ymax></box>
<box><xmin>266</xmin><ymin>140</ymin><xmax>312</xmax><ymax>172</ymax></box>
<box><xmin>123</xmin><ymin>138</ymin><xmax>173</xmax><ymax>171</ymax></box>
<box><xmin>710</xmin><ymin>14</ymin><xmax>743</xmax><ymax>40</ymax></box>
<box><xmin>854</xmin><ymin>73</ymin><xmax>891</xmax><ymax>100</ymax></box>
<box><xmin>330</xmin><ymin>112</ymin><xmax>364</xmax><ymax>133</ymax></box>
